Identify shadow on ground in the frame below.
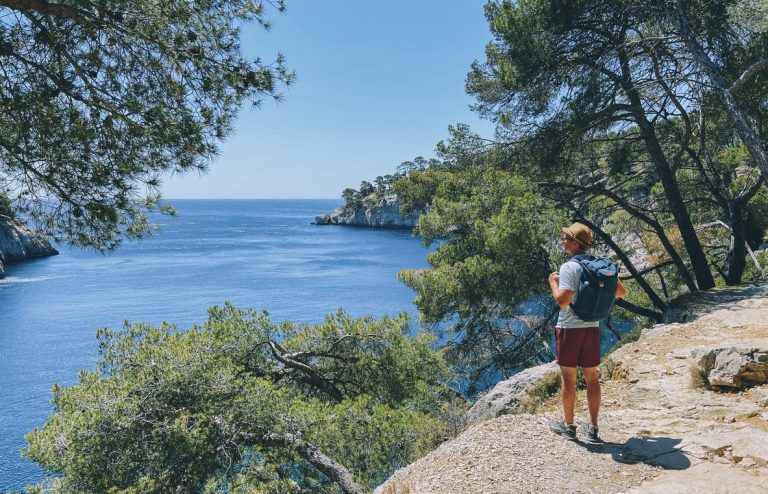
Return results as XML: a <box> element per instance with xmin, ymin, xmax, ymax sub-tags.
<box><xmin>578</xmin><ymin>436</ymin><xmax>691</xmax><ymax>470</ymax></box>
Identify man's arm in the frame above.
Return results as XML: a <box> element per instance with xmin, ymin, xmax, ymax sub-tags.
<box><xmin>548</xmin><ymin>272</ymin><xmax>575</xmax><ymax>308</ymax></box>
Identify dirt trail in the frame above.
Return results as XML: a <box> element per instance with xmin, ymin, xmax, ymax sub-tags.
<box><xmin>376</xmin><ymin>282</ymin><xmax>768</xmax><ymax>494</ymax></box>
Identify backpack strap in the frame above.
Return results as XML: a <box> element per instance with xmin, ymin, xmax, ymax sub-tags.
<box><xmin>567</xmin><ymin>256</ymin><xmax>587</xmax><ymax>313</ymax></box>
<box><xmin>570</xmin><ymin>254</ymin><xmax>593</xmax><ymax>264</ymax></box>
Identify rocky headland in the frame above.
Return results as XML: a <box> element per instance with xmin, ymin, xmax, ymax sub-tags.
<box><xmin>314</xmin><ymin>194</ymin><xmax>419</xmax><ymax>229</ymax></box>
<box><xmin>376</xmin><ymin>281</ymin><xmax>768</xmax><ymax>494</ymax></box>
<box><xmin>0</xmin><ymin>220</ymin><xmax>58</xmax><ymax>278</ymax></box>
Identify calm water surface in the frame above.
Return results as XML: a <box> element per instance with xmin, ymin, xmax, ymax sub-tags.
<box><xmin>0</xmin><ymin>199</ymin><xmax>436</xmax><ymax>490</ymax></box>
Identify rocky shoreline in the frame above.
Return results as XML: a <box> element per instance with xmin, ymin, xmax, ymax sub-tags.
<box><xmin>0</xmin><ymin>220</ymin><xmax>58</xmax><ymax>278</ymax></box>
<box><xmin>314</xmin><ymin>194</ymin><xmax>419</xmax><ymax>229</ymax></box>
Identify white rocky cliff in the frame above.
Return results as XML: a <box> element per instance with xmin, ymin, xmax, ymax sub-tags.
<box><xmin>314</xmin><ymin>194</ymin><xmax>419</xmax><ymax>229</ymax></box>
<box><xmin>0</xmin><ymin>220</ymin><xmax>58</xmax><ymax>278</ymax></box>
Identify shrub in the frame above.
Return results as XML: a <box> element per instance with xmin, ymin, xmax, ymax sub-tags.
<box><xmin>24</xmin><ymin>306</ymin><xmax>467</xmax><ymax>493</ymax></box>
<box><xmin>0</xmin><ymin>192</ymin><xmax>14</xmax><ymax>220</ymax></box>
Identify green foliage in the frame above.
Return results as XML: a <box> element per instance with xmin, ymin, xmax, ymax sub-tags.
<box><xmin>517</xmin><ymin>370</ymin><xmax>561</xmax><ymax>413</ymax></box>
<box><xmin>397</xmin><ymin>156</ymin><xmax>443</xmax><ymax>174</ymax></box>
<box><xmin>394</xmin><ymin>168</ymin><xmax>452</xmax><ymax>218</ymax></box>
<box><xmin>339</xmin><ymin>171</ymin><xmax>414</xmax><ymax>214</ymax></box>
<box><xmin>398</xmin><ymin>167</ymin><xmax>566</xmax><ymax>394</ymax></box>
<box><xmin>742</xmin><ymin>250</ymin><xmax>768</xmax><ymax>281</ymax></box>
<box><xmin>0</xmin><ymin>190</ymin><xmax>14</xmax><ymax>220</ymax></box>
<box><xmin>25</xmin><ymin>305</ymin><xmax>464</xmax><ymax>493</ymax></box>
<box><xmin>340</xmin><ymin>125</ymin><xmax>503</xmax><ymax>219</ymax></box>
<box><xmin>744</xmin><ymin>183</ymin><xmax>768</xmax><ymax>248</ymax></box>
<box><xmin>0</xmin><ymin>1</ymin><xmax>293</xmax><ymax>251</ymax></box>
<box><xmin>401</xmin><ymin>170</ymin><xmax>559</xmax><ymax>321</ymax></box>
<box><xmin>465</xmin><ymin>0</ymin><xmax>768</xmax><ymax>296</ymax></box>
<box><xmin>340</xmin><ymin>152</ymin><xmax>460</xmax><ymax>216</ymax></box>
<box><xmin>379</xmin><ymin>1</ymin><xmax>768</xmax><ymax>399</ymax></box>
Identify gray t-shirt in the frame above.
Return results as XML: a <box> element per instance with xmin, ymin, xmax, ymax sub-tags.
<box><xmin>556</xmin><ymin>260</ymin><xmax>599</xmax><ymax>328</ymax></box>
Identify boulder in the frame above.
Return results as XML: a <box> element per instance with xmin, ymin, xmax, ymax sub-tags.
<box><xmin>314</xmin><ymin>213</ymin><xmax>332</xmax><ymax>225</ymax></box>
<box><xmin>464</xmin><ymin>362</ymin><xmax>559</xmax><ymax>426</ymax></box>
<box><xmin>0</xmin><ymin>220</ymin><xmax>58</xmax><ymax>277</ymax></box>
<box><xmin>693</xmin><ymin>347</ymin><xmax>768</xmax><ymax>390</ymax></box>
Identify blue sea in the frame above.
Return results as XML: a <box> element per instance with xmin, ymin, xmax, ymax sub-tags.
<box><xmin>0</xmin><ymin>199</ymin><xmax>633</xmax><ymax>490</ymax></box>
<box><xmin>0</xmin><ymin>199</ymin><xmax>439</xmax><ymax>491</ymax></box>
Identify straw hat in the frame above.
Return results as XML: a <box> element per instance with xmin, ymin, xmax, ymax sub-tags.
<box><xmin>561</xmin><ymin>222</ymin><xmax>592</xmax><ymax>248</ymax></box>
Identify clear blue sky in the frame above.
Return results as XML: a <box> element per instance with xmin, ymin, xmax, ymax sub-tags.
<box><xmin>162</xmin><ymin>0</ymin><xmax>495</xmax><ymax>199</ymax></box>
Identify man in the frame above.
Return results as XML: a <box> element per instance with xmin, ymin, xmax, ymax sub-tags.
<box><xmin>547</xmin><ymin>222</ymin><xmax>625</xmax><ymax>443</ymax></box>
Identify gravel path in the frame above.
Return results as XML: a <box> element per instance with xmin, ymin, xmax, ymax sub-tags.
<box><xmin>375</xmin><ymin>282</ymin><xmax>768</xmax><ymax>494</ymax></box>
<box><xmin>376</xmin><ymin>413</ymin><xmax>660</xmax><ymax>494</ymax></box>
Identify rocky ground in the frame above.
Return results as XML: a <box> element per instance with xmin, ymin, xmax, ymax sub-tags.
<box><xmin>375</xmin><ymin>282</ymin><xmax>768</xmax><ymax>494</ymax></box>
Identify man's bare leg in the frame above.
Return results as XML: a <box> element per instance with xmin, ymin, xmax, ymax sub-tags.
<box><xmin>559</xmin><ymin>365</ymin><xmax>577</xmax><ymax>424</ymax></box>
<box><xmin>582</xmin><ymin>366</ymin><xmax>601</xmax><ymax>427</ymax></box>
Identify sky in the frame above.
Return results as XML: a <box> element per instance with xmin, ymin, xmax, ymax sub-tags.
<box><xmin>162</xmin><ymin>0</ymin><xmax>496</xmax><ymax>199</ymax></box>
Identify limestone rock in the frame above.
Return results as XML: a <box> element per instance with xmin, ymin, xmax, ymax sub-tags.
<box><xmin>464</xmin><ymin>362</ymin><xmax>559</xmax><ymax>425</ymax></box>
<box><xmin>623</xmin><ymin>462</ymin><xmax>768</xmax><ymax>494</ymax></box>
<box><xmin>693</xmin><ymin>347</ymin><xmax>768</xmax><ymax>389</ymax></box>
<box><xmin>314</xmin><ymin>213</ymin><xmax>332</xmax><ymax>225</ymax></box>
<box><xmin>750</xmin><ymin>385</ymin><xmax>768</xmax><ymax>406</ymax></box>
<box><xmin>314</xmin><ymin>194</ymin><xmax>419</xmax><ymax>229</ymax></box>
<box><xmin>376</xmin><ymin>281</ymin><xmax>768</xmax><ymax>494</ymax></box>
<box><xmin>0</xmin><ymin>220</ymin><xmax>58</xmax><ymax>277</ymax></box>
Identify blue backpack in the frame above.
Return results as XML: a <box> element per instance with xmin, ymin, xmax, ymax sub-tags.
<box><xmin>569</xmin><ymin>255</ymin><xmax>619</xmax><ymax>322</ymax></box>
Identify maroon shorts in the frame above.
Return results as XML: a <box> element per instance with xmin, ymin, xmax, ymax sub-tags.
<box><xmin>555</xmin><ymin>327</ymin><xmax>601</xmax><ymax>368</ymax></box>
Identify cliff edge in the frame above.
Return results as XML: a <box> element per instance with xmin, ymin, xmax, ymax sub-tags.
<box><xmin>376</xmin><ymin>282</ymin><xmax>768</xmax><ymax>494</ymax></box>
<box><xmin>0</xmin><ymin>220</ymin><xmax>58</xmax><ymax>278</ymax></box>
<box><xmin>314</xmin><ymin>194</ymin><xmax>419</xmax><ymax>229</ymax></box>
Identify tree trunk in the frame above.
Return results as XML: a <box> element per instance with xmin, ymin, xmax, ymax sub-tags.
<box><xmin>268</xmin><ymin>341</ymin><xmax>344</xmax><ymax>402</ymax></box>
<box><xmin>724</xmin><ymin>207</ymin><xmax>748</xmax><ymax>285</ymax></box>
<box><xmin>629</xmin><ymin>107</ymin><xmax>714</xmax><ymax>290</ymax></box>
<box><xmin>614</xmin><ymin>298</ymin><xmax>663</xmax><ymax>322</ymax></box>
<box><xmin>617</xmin><ymin>44</ymin><xmax>715</xmax><ymax>290</ymax></box>
<box><xmin>263</xmin><ymin>433</ymin><xmax>367</xmax><ymax>494</ymax></box>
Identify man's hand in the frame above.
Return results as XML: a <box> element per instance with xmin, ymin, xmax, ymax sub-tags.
<box><xmin>549</xmin><ymin>271</ymin><xmax>574</xmax><ymax>308</ymax></box>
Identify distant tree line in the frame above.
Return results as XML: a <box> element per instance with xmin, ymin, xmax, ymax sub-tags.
<box><xmin>338</xmin><ymin>157</ymin><xmax>449</xmax><ymax>214</ymax></box>
<box><xmin>339</xmin><ymin>172</ymin><xmax>403</xmax><ymax>214</ymax></box>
